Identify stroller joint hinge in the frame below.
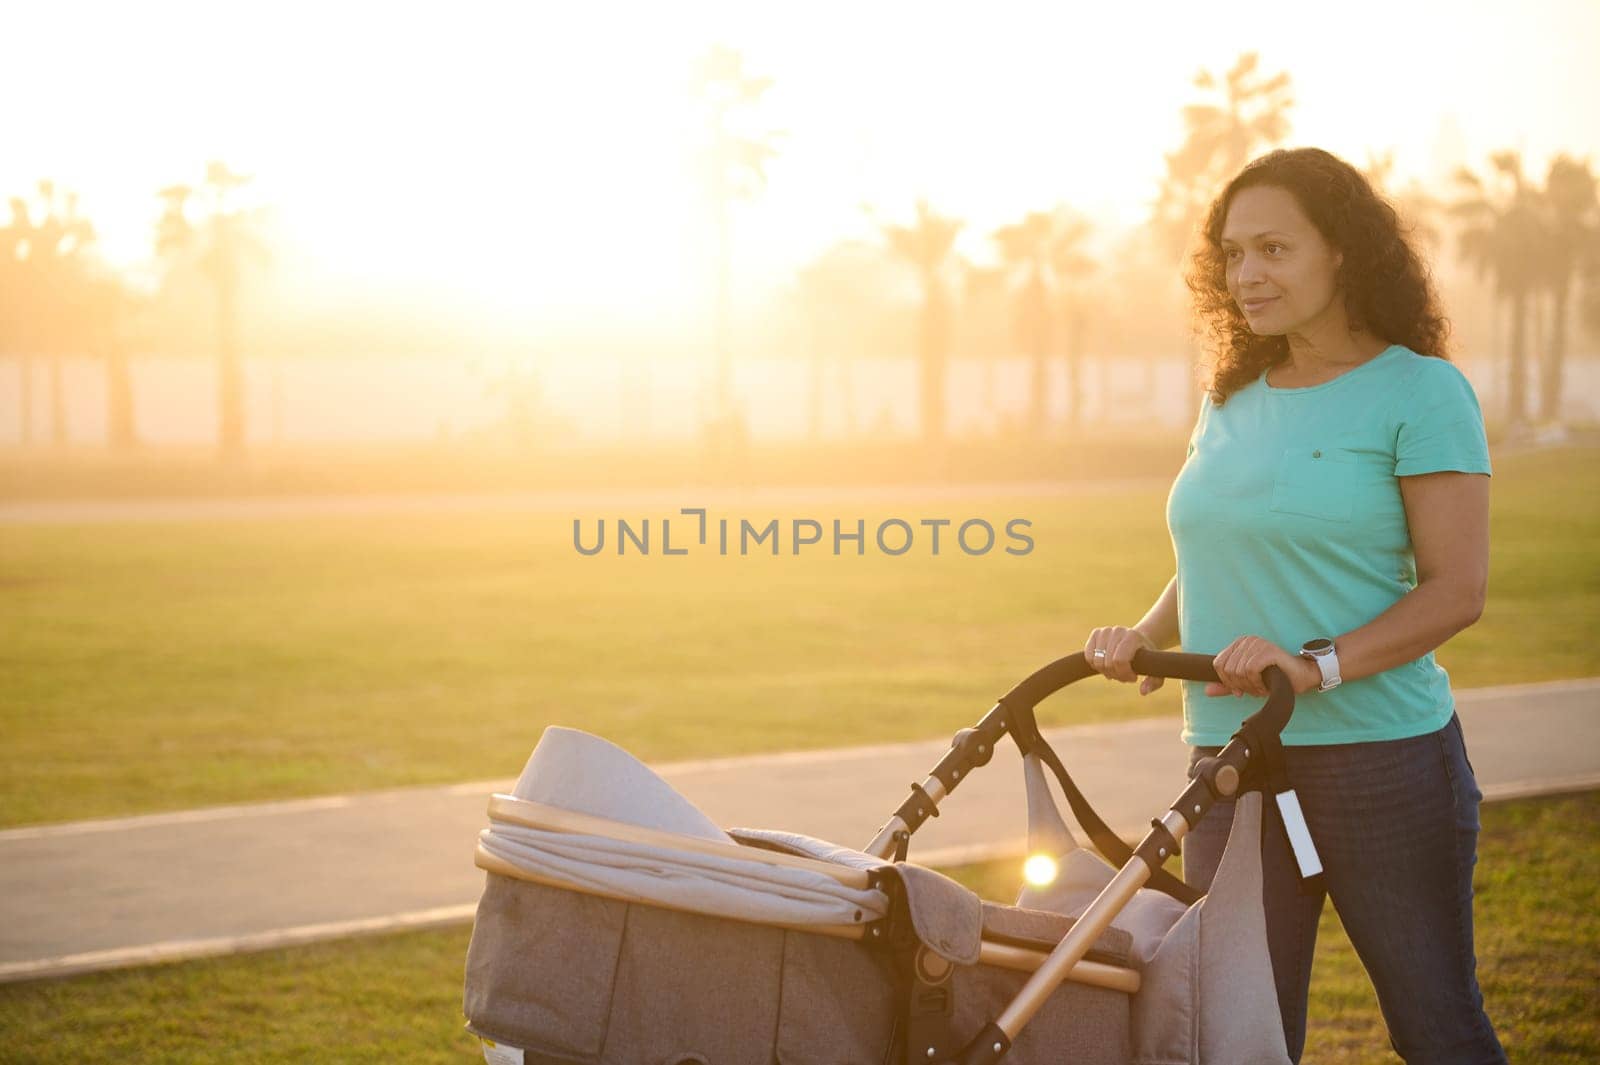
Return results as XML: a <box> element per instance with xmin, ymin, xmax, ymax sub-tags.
<box><xmin>1134</xmin><ymin>818</ymin><xmax>1182</xmax><ymax>873</ymax></box>
<box><xmin>952</xmin><ymin>1022</ymin><xmax>1011</xmax><ymax>1064</ymax></box>
<box><xmin>1173</xmin><ymin>776</ymin><xmax>1217</xmax><ymax>829</ymax></box>
<box><xmin>932</xmin><ymin>727</ymin><xmax>998</xmax><ymax>797</ymax></box>
<box><xmin>895</xmin><ymin>783</ymin><xmax>941</xmax><ymax>834</ymax></box>
<box><xmin>866</xmin><ymin>871</ymin><xmax>917</xmax><ymax>952</ymax></box>
<box><xmin>903</xmin><ymin>947</ymin><xmax>958</xmax><ymax>1065</ymax></box>
<box><xmin>949</xmin><ymin>726</ymin><xmax>997</xmax><ymax>768</ymax></box>
<box><xmin>994</xmin><ymin>698</ymin><xmax>1040</xmax><ymax>757</ymax></box>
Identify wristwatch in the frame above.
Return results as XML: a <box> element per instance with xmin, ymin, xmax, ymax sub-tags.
<box><xmin>1299</xmin><ymin>638</ymin><xmax>1342</xmax><ymax>692</ymax></box>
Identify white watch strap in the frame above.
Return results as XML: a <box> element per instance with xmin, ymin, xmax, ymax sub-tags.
<box><xmin>1303</xmin><ymin>643</ymin><xmax>1341</xmax><ymax>691</ymax></box>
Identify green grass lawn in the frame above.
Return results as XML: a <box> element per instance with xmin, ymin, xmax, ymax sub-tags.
<box><xmin>2</xmin><ymin>790</ymin><xmax>1593</xmax><ymax>1064</ymax></box>
<box><xmin>2</xmin><ymin>446</ymin><xmax>1596</xmax><ymax>828</ymax></box>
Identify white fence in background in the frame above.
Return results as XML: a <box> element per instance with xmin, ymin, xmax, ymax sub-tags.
<box><xmin>0</xmin><ymin>352</ymin><xmax>1594</xmax><ymax>448</ymax></box>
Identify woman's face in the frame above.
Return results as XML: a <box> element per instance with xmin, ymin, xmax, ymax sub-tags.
<box><xmin>1219</xmin><ymin>184</ymin><xmax>1345</xmax><ymax>337</ymax></box>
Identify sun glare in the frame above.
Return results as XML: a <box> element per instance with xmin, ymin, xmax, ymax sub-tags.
<box><xmin>1023</xmin><ymin>854</ymin><xmax>1060</xmax><ymax>888</ymax></box>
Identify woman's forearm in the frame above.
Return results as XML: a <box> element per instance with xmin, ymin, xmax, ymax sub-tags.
<box><xmin>1331</xmin><ymin>578</ymin><xmax>1483</xmax><ymax>684</ymax></box>
<box><xmin>1133</xmin><ymin>576</ymin><xmax>1181</xmax><ymax>650</ymax></box>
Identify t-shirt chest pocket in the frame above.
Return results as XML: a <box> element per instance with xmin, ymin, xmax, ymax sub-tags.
<box><xmin>1270</xmin><ymin>447</ymin><xmax>1357</xmax><ymax>522</ymax></box>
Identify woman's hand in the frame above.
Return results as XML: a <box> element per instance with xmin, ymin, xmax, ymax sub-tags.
<box><xmin>1084</xmin><ymin>626</ymin><xmax>1164</xmax><ymax>695</ymax></box>
<box><xmin>1207</xmin><ymin>635</ymin><xmax>1325</xmax><ymax>697</ymax></box>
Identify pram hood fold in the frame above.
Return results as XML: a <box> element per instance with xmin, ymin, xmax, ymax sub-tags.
<box><xmin>491</xmin><ymin>727</ymin><xmax>900</xmax><ymax>931</ymax></box>
<box><xmin>489</xmin><ymin>728</ymin><xmax>999</xmax><ymax>969</ymax></box>
<box><xmin>479</xmin><ymin>820</ymin><xmax>889</xmax><ymax>928</ymax></box>
<box><xmin>511</xmin><ymin>726</ymin><xmax>728</xmax><ymax>841</ymax></box>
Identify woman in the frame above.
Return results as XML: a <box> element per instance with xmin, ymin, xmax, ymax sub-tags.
<box><xmin>1085</xmin><ymin>148</ymin><xmax>1507</xmax><ymax>1064</ymax></box>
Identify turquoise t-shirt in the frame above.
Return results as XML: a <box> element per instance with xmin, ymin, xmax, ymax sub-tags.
<box><xmin>1167</xmin><ymin>345</ymin><xmax>1491</xmax><ymax>746</ymax></box>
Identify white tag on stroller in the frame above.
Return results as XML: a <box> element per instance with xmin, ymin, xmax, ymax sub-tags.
<box><xmin>480</xmin><ymin>1038</ymin><xmax>524</xmax><ymax>1065</ymax></box>
<box><xmin>1275</xmin><ymin>789</ymin><xmax>1323</xmax><ymax>879</ymax></box>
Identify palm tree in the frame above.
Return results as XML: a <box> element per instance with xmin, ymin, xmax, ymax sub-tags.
<box><xmin>1151</xmin><ymin>53</ymin><xmax>1293</xmax><ymax>261</ymax></box>
<box><xmin>881</xmin><ymin>201</ymin><xmax>963</xmax><ymax>443</ymax></box>
<box><xmin>80</xmin><ymin>269</ymin><xmax>139</xmax><ymax>451</ymax></box>
<box><xmin>794</xmin><ymin>240</ymin><xmax>886</xmax><ymax>441</ymax></box>
<box><xmin>2</xmin><ymin>182</ymin><xmax>97</xmax><ymax>447</ymax></box>
<box><xmin>34</xmin><ymin>185</ymin><xmax>89</xmax><ymax>447</ymax></box>
<box><xmin>2</xmin><ymin>183</ymin><xmax>141</xmax><ymax>451</ymax></box>
<box><xmin>1363</xmin><ymin>151</ymin><xmax>1445</xmax><ymax>249</ymax></box>
<box><xmin>1050</xmin><ymin>215</ymin><xmax>1096</xmax><ymax>428</ymax></box>
<box><xmin>1583</xmin><ymin>256</ymin><xmax>1600</xmax><ymax>353</ymax></box>
<box><xmin>1451</xmin><ymin>152</ymin><xmax>1546</xmax><ymax>427</ymax></box>
<box><xmin>992</xmin><ymin>209</ymin><xmax>1097</xmax><ymax>435</ymax></box>
<box><xmin>690</xmin><ymin>46</ymin><xmax>783</xmax><ymax>441</ymax></box>
<box><xmin>0</xmin><ymin>197</ymin><xmax>34</xmax><ymax>444</ymax></box>
<box><xmin>155</xmin><ymin>162</ymin><xmax>266</xmax><ymax>460</ymax></box>
<box><xmin>959</xmin><ymin>261</ymin><xmax>1008</xmax><ymax>424</ymax></box>
<box><xmin>1539</xmin><ymin>155</ymin><xmax>1599</xmax><ymax>424</ymax></box>
<box><xmin>794</xmin><ymin>255</ymin><xmax>837</xmax><ymax>442</ymax></box>
<box><xmin>993</xmin><ymin>212</ymin><xmax>1056</xmax><ymax>436</ymax></box>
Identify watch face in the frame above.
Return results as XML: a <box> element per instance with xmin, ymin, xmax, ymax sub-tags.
<box><xmin>1303</xmin><ymin>638</ymin><xmax>1334</xmax><ymax>653</ymax></box>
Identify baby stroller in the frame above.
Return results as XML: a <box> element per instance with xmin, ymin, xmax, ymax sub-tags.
<box><xmin>462</xmin><ymin>651</ymin><xmax>1305</xmax><ymax>1064</ymax></box>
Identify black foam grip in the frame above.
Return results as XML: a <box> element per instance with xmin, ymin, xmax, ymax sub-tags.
<box><xmin>1000</xmin><ymin>652</ymin><xmax>1295</xmax><ymax>738</ymax></box>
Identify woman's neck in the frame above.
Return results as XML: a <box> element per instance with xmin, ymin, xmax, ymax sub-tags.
<box><xmin>1275</xmin><ymin>329</ymin><xmax>1391</xmax><ymax>385</ymax></box>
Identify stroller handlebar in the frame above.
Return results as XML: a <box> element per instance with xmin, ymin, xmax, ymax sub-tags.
<box><xmin>1000</xmin><ymin>650</ymin><xmax>1295</xmax><ymax>737</ymax></box>
<box><xmin>867</xmin><ymin>650</ymin><xmax>1296</xmax><ymax>861</ymax></box>
<box><xmin>1129</xmin><ymin>648</ymin><xmax>1224</xmax><ymax>682</ymax></box>
<box><xmin>869</xmin><ymin>650</ymin><xmax>1303</xmax><ymax>1053</ymax></box>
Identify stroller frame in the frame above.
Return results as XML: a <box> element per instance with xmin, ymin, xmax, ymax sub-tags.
<box><xmin>858</xmin><ymin>649</ymin><xmax>1295</xmax><ymax>1063</ymax></box>
<box><xmin>467</xmin><ymin>648</ymin><xmax>1296</xmax><ymax>1065</ymax></box>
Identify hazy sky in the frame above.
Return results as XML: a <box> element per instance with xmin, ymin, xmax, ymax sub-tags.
<box><xmin>7</xmin><ymin>0</ymin><xmax>1598</xmax><ymax>331</ymax></box>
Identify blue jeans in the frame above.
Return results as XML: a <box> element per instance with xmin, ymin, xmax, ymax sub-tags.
<box><xmin>1183</xmin><ymin>713</ymin><xmax>1507</xmax><ymax>1064</ymax></box>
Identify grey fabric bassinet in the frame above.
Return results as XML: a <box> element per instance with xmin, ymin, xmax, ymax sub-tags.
<box><xmin>462</xmin><ymin>724</ymin><xmax>1289</xmax><ymax>1065</ymax></box>
<box><xmin>466</xmin><ymin>872</ymin><xmax>1135</xmax><ymax>1064</ymax></box>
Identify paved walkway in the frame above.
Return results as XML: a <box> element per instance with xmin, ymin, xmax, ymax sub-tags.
<box><xmin>0</xmin><ymin>478</ymin><xmax>1168</xmax><ymax>525</ymax></box>
<box><xmin>2</xmin><ymin>678</ymin><xmax>1595</xmax><ymax>983</ymax></box>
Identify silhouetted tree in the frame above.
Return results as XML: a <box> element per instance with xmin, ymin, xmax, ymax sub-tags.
<box><xmin>1582</xmin><ymin>235</ymin><xmax>1600</xmax><ymax>350</ymax></box>
<box><xmin>0</xmin><ymin>198</ymin><xmax>33</xmax><ymax>444</ymax></box>
<box><xmin>882</xmin><ymin>201</ymin><xmax>963</xmax><ymax>443</ymax></box>
<box><xmin>1539</xmin><ymin>155</ymin><xmax>1599</xmax><ymax>423</ymax></box>
<box><xmin>1151</xmin><ymin>53</ymin><xmax>1293</xmax><ymax>261</ymax></box>
<box><xmin>795</xmin><ymin>253</ymin><xmax>841</xmax><ymax>442</ymax></box>
<box><xmin>993</xmin><ymin>209</ymin><xmax>1097</xmax><ymax>434</ymax></box>
<box><xmin>690</xmin><ymin>46</ymin><xmax>783</xmax><ymax>440</ymax></box>
<box><xmin>155</xmin><ymin>162</ymin><xmax>267</xmax><ymax>460</ymax></box>
<box><xmin>794</xmin><ymin>240</ymin><xmax>892</xmax><ymax>441</ymax></box>
<box><xmin>36</xmin><ymin>186</ymin><xmax>88</xmax><ymax>446</ymax></box>
<box><xmin>1364</xmin><ymin>151</ymin><xmax>1445</xmax><ymax>249</ymax></box>
<box><xmin>993</xmin><ymin>212</ymin><xmax>1056</xmax><ymax>436</ymax></box>
<box><xmin>1</xmin><ymin>182</ymin><xmax>97</xmax><ymax>446</ymax></box>
<box><xmin>959</xmin><ymin>262</ymin><xmax>1008</xmax><ymax>424</ymax></box>
<box><xmin>1050</xmin><ymin>215</ymin><xmax>1096</xmax><ymax>428</ymax></box>
<box><xmin>1452</xmin><ymin>153</ymin><xmax>1545</xmax><ymax>426</ymax></box>
<box><xmin>1</xmin><ymin>182</ymin><xmax>144</xmax><ymax>450</ymax></box>
<box><xmin>78</xmin><ymin>268</ymin><xmax>140</xmax><ymax>450</ymax></box>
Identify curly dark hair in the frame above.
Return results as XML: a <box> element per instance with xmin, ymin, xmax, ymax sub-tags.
<box><xmin>1186</xmin><ymin>147</ymin><xmax>1451</xmax><ymax>404</ymax></box>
